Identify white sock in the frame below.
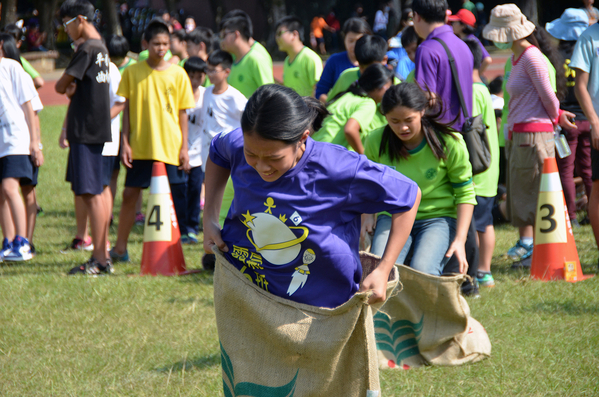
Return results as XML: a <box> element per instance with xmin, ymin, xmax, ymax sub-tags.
<box><xmin>521</xmin><ymin>237</ymin><xmax>533</xmax><ymax>246</ymax></box>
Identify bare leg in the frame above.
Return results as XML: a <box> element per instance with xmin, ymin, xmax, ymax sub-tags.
<box><xmin>80</xmin><ymin>193</ymin><xmax>108</xmax><ymax>262</ymax></box>
<box><xmin>519</xmin><ymin>225</ymin><xmax>534</xmax><ymax>239</ymax></box>
<box><xmin>0</xmin><ymin>191</ymin><xmax>15</xmax><ymax>241</ymax></box>
<box><xmin>2</xmin><ymin>178</ymin><xmax>27</xmax><ymax>237</ymax></box>
<box><xmin>74</xmin><ymin>195</ymin><xmax>89</xmax><ymax>240</ymax></box>
<box><xmin>477</xmin><ymin>225</ymin><xmax>495</xmax><ymax>273</ymax></box>
<box><xmin>114</xmin><ymin>187</ymin><xmax>141</xmax><ymax>254</ymax></box>
<box><xmin>135</xmin><ymin>191</ymin><xmax>143</xmax><ymax>214</ymax></box>
<box><xmin>21</xmin><ymin>185</ymin><xmax>37</xmax><ymax>242</ymax></box>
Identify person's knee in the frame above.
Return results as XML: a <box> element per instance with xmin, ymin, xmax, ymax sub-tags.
<box><xmin>122</xmin><ymin>187</ymin><xmax>140</xmax><ymax>204</ymax></box>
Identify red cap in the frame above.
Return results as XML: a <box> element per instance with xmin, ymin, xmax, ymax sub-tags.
<box><xmin>447</xmin><ymin>9</ymin><xmax>476</xmax><ymax>27</ymax></box>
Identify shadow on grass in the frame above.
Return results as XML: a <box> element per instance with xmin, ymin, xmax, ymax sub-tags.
<box><xmin>521</xmin><ymin>299</ymin><xmax>599</xmax><ymax>315</ymax></box>
<box><xmin>154</xmin><ymin>353</ymin><xmax>221</xmax><ymax>373</ymax></box>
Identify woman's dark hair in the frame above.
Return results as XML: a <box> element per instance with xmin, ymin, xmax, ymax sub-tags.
<box><xmin>242</xmin><ymin>85</ymin><xmax>329</xmax><ymax>144</ymax></box>
<box><xmin>0</xmin><ymin>34</ymin><xmax>22</xmax><ymax>65</ymax></box>
<box><xmin>327</xmin><ymin>63</ymin><xmax>394</xmax><ymax>106</ymax></box>
<box><xmin>460</xmin><ymin>22</ymin><xmax>476</xmax><ymax>36</ymax></box>
<box><xmin>2</xmin><ymin>23</ymin><xmax>23</xmax><ymax>43</ymax></box>
<box><xmin>186</xmin><ymin>27</ymin><xmax>216</xmax><ymax>53</ymax></box>
<box><xmin>380</xmin><ymin>83</ymin><xmax>456</xmax><ymax>162</ymax></box>
<box><xmin>557</xmin><ymin>40</ymin><xmax>577</xmax><ymax>60</ymax></box>
<box><xmin>183</xmin><ymin>56</ymin><xmax>207</xmax><ymax>74</ymax></box>
<box><xmin>463</xmin><ymin>39</ymin><xmax>482</xmax><ymax>70</ymax></box>
<box><xmin>526</xmin><ymin>26</ymin><xmax>567</xmax><ymax>101</ymax></box>
<box><xmin>341</xmin><ymin>17</ymin><xmax>372</xmax><ymax>36</ymax></box>
<box><xmin>412</xmin><ymin>0</ymin><xmax>448</xmax><ymax>24</ymax></box>
<box><xmin>106</xmin><ymin>34</ymin><xmax>129</xmax><ymax>58</ymax></box>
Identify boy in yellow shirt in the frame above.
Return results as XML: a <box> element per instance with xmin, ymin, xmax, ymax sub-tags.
<box><xmin>110</xmin><ymin>19</ymin><xmax>195</xmax><ymax>262</ymax></box>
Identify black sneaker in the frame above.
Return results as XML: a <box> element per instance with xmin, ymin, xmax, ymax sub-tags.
<box><xmin>98</xmin><ymin>258</ymin><xmax>114</xmax><ymax>274</ymax></box>
<box><xmin>202</xmin><ymin>253</ymin><xmax>216</xmax><ymax>271</ymax></box>
<box><xmin>511</xmin><ymin>256</ymin><xmax>532</xmax><ymax>269</ymax></box>
<box><xmin>68</xmin><ymin>257</ymin><xmax>103</xmax><ymax>276</ymax></box>
<box><xmin>30</xmin><ymin>243</ymin><xmax>36</xmax><ymax>256</ymax></box>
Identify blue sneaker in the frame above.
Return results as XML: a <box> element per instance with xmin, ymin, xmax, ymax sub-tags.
<box><xmin>109</xmin><ymin>248</ymin><xmax>129</xmax><ymax>263</ymax></box>
<box><xmin>507</xmin><ymin>240</ymin><xmax>533</xmax><ymax>261</ymax></box>
<box><xmin>477</xmin><ymin>272</ymin><xmax>495</xmax><ymax>288</ymax></box>
<box><xmin>180</xmin><ymin>234</ymin><xmax>190</xmax><ymax>244</ymax></box>
<box><xmin>187</xmin><ymin>232</ymin><xmax>199</xmax><ymax>244</ymax></box>
<box><xmin>4</xmin><ymin>236</ymin><xmax>33</xmax><ymax>262</ymax></box>
<box><xmin>0</xmin><ymin>238</ymin><xmax>12</xmax><ymax>259</ymax></box>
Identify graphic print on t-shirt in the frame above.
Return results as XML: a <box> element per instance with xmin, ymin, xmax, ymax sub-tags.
<box><xmin>232</xmin><ymin>196</ymin><xmax>314</xmax><ymax>297</ymax></box>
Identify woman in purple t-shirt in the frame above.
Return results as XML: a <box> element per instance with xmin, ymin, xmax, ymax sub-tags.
<box><xmin>203</xmin><ymin>84</ymin><xmax>421</xmax><ymax>308</ymax></box>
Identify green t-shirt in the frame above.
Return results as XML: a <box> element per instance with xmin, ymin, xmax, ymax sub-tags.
<box><xmin>20</xmin><ymin>57</ymin><xmax>40</xmax><ymax>79</ymax></box>
<box><xmin>364</xmin><ymin>127</ymin><xmax>477</xmax><ymax>220</ymax></box>
<box><xmin>367</xmin><ymin>105</ymin><xmax>387</xmax><ymax>134</ymax></box>
<box><xmin>312</xmin><ymin>92</ymin><xmax>377</xmax><ymax>149</ymax></box>
<box><xmin>405</xmin><ymin>70</ymin><xmax>415</xmax><ymax>83</ymax></box>
<box><xmin>178</xmin><ymin>57</ymin><xmax>187</xmax><ymax>67</ymax></box>
<box><xmin>228</xmin><ymin>44</ymin><xmax>274</xmax><ymax>98</ymax></box>
<box><xmin>138</xmin><ymin>49</ymin><xmax>173</xmax><ymax>62</ymax></box>
<box><xmin>118</xmin><ymin>57</ymin><xmax>137</xmax><ymax>73</ymax></box>
<box><xmin>283</xmin><ymin>46</ymin><xmax>323</xmax><ymax>97</ymax></box>
<box><xmin>499</xmin><ymin>55</ymin><xmax>556</xmax><ymax>147</ymax></box>
<box><xmin>472</xmin><ymin>82</ymin><xmax>500</xmax><ymax>197</ymax></box>
<box><xmin>327</xmin><ymin>66</ymin><xmax>400</xmax><ymax>101</ymax></box>
<box><xmin>203</xmin><ymin>76</ymin><xmax>211</xmax><ymax>87</ymax></box>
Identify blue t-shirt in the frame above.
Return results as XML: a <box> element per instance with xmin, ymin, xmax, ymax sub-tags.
<box><xmin>315</xmin><ymin>51</ymin><xmax>355</xmax><ymax>99</ymax></box>
<box><xmin>210</xmin><ymin>128</ymin><xmax>418</xmax><ymax>308</ymax></box>
<box><xmin>570</xmin><ymin>23</ymin><xmax>599</xmax><ymax>116</ymax></box>
<box><xmin>387</xmin><ymin>47</ymin><xmax>415</xmax><ymax>80</ymax></box>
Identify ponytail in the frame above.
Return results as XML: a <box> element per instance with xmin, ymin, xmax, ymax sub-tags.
<box><xmin>327</xmin><ymin>63</ymin><xmax>394</xmax><ymax>106</ymax></box>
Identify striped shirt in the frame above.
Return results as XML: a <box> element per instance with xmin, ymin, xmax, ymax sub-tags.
<box><xmin>506</xmin><ymin>45</ymin><xmax>559</xmax><ymax>131</ymax></box>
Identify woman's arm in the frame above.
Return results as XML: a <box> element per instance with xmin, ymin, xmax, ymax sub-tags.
<box><xmin>344</xmin><ymin>118</ymin><xmax>365</xmax><ymax>154</ymax></box>
<box><xmin>360</xmin><ymin>188</ymin><xmax>421</xmax><ymax>304</ymax></box>
<box><xmin>203</xmin><ymin>157</ymin><xmax>231</xmax><ymax>254</ymax></box>
<box><xmin>444</xmin><ymin>203</ymin><xmax>474</xmax><ymax>274</ymax></box>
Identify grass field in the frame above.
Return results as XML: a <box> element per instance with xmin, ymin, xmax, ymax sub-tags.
<box><xmin>1</xmin><ymin>105</ymin><xmax>598</xmax><ymax>396</ymax></box>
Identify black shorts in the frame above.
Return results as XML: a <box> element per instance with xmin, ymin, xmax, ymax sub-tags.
<box><xmin>102</xmin><ymin>156</ymin><xmax>119</xmax><ymax>187</ymax></box>
<box><xmin>592</xmin><ymin>147</ymin><xmax>599</xmax><ymax>181</ymax></box>
<box><xmin>66</xmin><ymin>143</ymin><xmax>104</xmax><ymax>195</ymax></box>
<box><xmin>473</xmin><ymin>195</ymin><xmax>494</xmax><ymax>232</ymax></box>
<box><xmin>125</xmin><ymin>160</ymin><xmax>187</xmax><ymax>188</ymax></box>
<box><xmin>0</xmin><ymin>155</ymin><xmax>35</xmax><ymax>185</ymax></box>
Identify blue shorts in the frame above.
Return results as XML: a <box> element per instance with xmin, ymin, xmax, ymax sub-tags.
<box><xmin>125</xmin><ymin>160</ymin><xmax>187</xmax><ymax>188</ymax></box>
<box><xmin>66</xmin><ymin>143</ymin><xmax>104</xmax><ymax>195</ymax></box>
<box><xmin>102</xmin><ymin>156</ymin><xmax>118</xmax><ymax>187</ymax></box>
<box><xmin>473</xmin><ymin>195</ymin><xmax>494</xmax><ymax>232</ymax></box>
<box><xmin>0</xmin><ymin>155</ymin><xmax>35</xmax><ymax>185</ymax></box>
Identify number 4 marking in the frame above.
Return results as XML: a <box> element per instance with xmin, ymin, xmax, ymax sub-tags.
<box><xmin>147</xmin><ymin>205</ymin><xmax>164</xmax><ymax>231</ymax></box>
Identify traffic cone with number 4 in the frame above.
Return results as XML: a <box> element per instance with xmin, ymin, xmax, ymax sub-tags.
<box><xmin>140</xmin><ymin>162</ymin><xmax>186</xmax><ymax>275</ymax></box>
<box><xmin>530</xmin><ymin>157</ymin><xmax>593</xmax><ymax>282</ymax></box>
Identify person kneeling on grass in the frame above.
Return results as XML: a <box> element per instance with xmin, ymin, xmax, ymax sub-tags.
<box><xmin>203</xmin><ymin>84</ymin><xmax>421</xmax><ymax>308</ymax></box>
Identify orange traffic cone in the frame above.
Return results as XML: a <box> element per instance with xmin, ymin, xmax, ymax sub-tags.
<box><xmin>140</xmin><ymin>162</ymin><xmax>187</xmax><ymax>275</ymax></box>
<box><xmin>530</xmin><ymin>157</ymin><xmax>593</xmax><ymax>282</ymax></box>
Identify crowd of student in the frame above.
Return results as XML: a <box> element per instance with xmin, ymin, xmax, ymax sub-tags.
<box><xmin>1</xmin><ymin>0</ymin><xmax>599</xmax><ymax>299</ymax></box>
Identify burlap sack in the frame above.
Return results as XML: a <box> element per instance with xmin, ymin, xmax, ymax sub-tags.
<box><xmin>374</xmin><ymin>263</ymin><xmax>492</xmax><ymax>370</ymax></box>
<box><xmin>213</xmin><ymin>249</ymin><xmax>399</xmax><ymax>397</ymax></box>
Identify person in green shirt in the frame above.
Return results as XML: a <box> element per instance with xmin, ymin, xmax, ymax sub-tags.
<box><xmin>186</xmin><ymin>27</ymin><xmax>214</xmax><ymax>87</ymax></box>
<box><xmin>327</xmin><ymin>34</ymin><xmax>392</xmax><ymax>100</ymax></box>
<box><xmin>275</xmin><ymin>16</ymin><xmax>323</xmax><ymax>97</ymax></box>
<box><xmin>312</xmin><ymin>64</ymin><xmax>393</xmax><ymax>153</ymax></box>
<box><xmin>219</xmin><ymin>16</ymin><xmax>274</xmax><ymax>98</ymax></box>
<box><xmin>465</xmin><ymin>39</ymin><xmax>500</xmax><ymax>287</ymax></box>
<box><xmin>364</xmin><ymin>83</ymin><xmax>476</xmax><ymax>276</ymax></box>
<box><xmin>106</xmin><ymin>34</ymin><xmax>137</xmax><ymax>73</ymax></box>
<box><xmin>170</xmin><ymin>29</ymin><xmax>189</xmax><ymax>66</ymax></box>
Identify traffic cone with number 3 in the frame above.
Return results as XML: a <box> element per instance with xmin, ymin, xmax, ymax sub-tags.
<box><xmin>140</xmin><ymin>162</ymin><xmax>187</xmax><ymax>275</ymax></box>
<box><xmin>530</xmin><ymin>157</ymin><xmax>593</xmax><ymax>282</ymax></box>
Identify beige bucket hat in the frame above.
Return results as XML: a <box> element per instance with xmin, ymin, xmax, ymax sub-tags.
<box><xmin>483</xmin><ymin>4</ymin><xmax>536</xmax><ymax>43</ymax></box>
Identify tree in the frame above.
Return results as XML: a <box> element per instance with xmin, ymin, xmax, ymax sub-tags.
<box><xmin>0</xmin><ymin>0</ymin><xmax>18</xmax><ymax>29</ymax></box>
<box><xmin>102</xmin><ymin>0</ymin><xmax>122</xmax><ymax>35</ymax></box>
<box><xmin>516</xmin><ymin>0</ymin><xmax>538</xmax><ymax>25</ymax></box>
<box><xmin>33</xmin><ymin>0</ymin><xmax>61</xmax><ymax>50</ymax></box>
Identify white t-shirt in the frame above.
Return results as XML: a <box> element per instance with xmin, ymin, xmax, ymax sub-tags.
<box><xmin>187</xmin><ymin>86</ymin><xmax>206</xmax><ymax>168</ymax></box>
<box><xmin>200</xmin><ymin>85</ymin><xmax>247</xmax><ymax>171</ymax></box>
<box><xmin>102</xmin><ymin>62</ymin><xmax>126</xmax><ymax>156</ymax></box>
<box><xmin>0</xmin><ymin>58</ymin><xmax>37</xmax><ymax>158</ymax></box>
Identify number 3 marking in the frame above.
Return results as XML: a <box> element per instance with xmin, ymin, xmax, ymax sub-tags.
<box><xmin>540</xmin><ymin>204</ymin><xmax>557</xmax><ymax>233</ymax></box>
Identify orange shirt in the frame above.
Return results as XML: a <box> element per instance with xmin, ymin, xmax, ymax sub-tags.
<box><xmin>311</xmin><ymin>17</ymin><xmax>328</xmax><ymax>38</ymax></box>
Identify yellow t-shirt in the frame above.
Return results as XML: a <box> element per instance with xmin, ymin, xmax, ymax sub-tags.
<box><xmin>118</xmin><ymin>61</ymin><xmax>196</xmax><ymax>165</ymax></box>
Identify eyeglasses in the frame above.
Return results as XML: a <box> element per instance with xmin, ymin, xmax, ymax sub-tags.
<box><xmin>206</xmin><ymin>67</ymin><xmax>225</xmax><ymax>75</ymax></box>
<box><xmin>63</xmin><ymin>15</ymin><xmax>87</xmax><ymax>29</ymax></box>
<box><xmin>276</xmin><ymin>30</ymin><xmax>290</xmax><ymax>38</ymax></box>
<box><xmin>219</xmin><ymin>31</ymin><xmax>235</xmax><ymax>40</ymax></box>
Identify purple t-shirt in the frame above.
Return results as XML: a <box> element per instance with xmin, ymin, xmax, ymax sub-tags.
<box><xmin>210</xmin><ymin>128</ymin><xmax>418</xmax><ymax>308</ymax></box>
<box><xmin>465</xmin><ymin>34</ymin><xmax>490</xmax><ymax>60</ymax></box>
<box><xmin>314</xmin><ymin>51</ymin><xmax>355</xmax><ymax>99</ymax></box>
<box><xmin>415</xmin><ymin>25</ymin><xmax>474</xmax><ymax>131</ymax></box>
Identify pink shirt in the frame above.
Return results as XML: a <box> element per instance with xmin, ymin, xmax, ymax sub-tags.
<box><xmin>506</xmin><ymin>45</ymin><xmax>559</xmax><ymax>132</ymax></box>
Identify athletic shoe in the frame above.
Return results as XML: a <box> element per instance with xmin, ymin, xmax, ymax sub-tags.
<box><xmin>477</xmin><ymin>272</ymin><xmax>495</xmax><ymax>287</ymax></box>
<box><xmin>187</xmin><ymin>232</ymin><xmax>199</xmax><ymax>244</ymax></box>
<box><xmin>510</xmin><ymin>256</ymin><xmax>532</xmax><ymax>269</ymax></box>
<box><xmin>180</xmin><ymin>234</ymin><xmax>190</xmax><ymax>244</ymax></box>
<box><xmin>109</xmin><ymin>248</ymin><xmax>129</xmax><ymax>263</ymax></box>
<box><xmin>60</xmin><ymin>236</ymin><xmax>93</xmax><ymax>253</ymax></box>
<box><xmin>571</xmin><ymin>218</ymin><xmax>581</xmax><ymax>229</ymax></box>
<box><xmin>30</xmin><ymin>243</ymin><xmax>36</xmax><ymax>256</ymax></box>
<box><xmin>200</xmin><ymin>199</ymin><xmax>205</xmax><ymax>211</ymax></box>
<box><xmin>507</xmin><ymin>240</ymin><xmax>533</xmax><ymax>261</ymax></box>
<box><xmin>100</xmin><ymin>258</ymin><xmax>114</xmax><ymax>274</ymax></box>
<box><xmin>36</xmin><ymin>206</ymin><xmax>45</xmax><ymax>217</ymax></box>
<box><xmin>135</xmin><ymin>212</ymin><xmax>145</xmax><ymax>226</ymax></box>
<box><xmin>1</xmin><ymin>238</ymin><xmax>12</xmax><ymax>259</ymax></box>
<box><xmin>68</xmin><ymin>257</ymin><xmax>103</xmax><ymax>276</ymax></box>
<box><xmin>4</xmin><ymin>236</ymin><xmax>33</xmax><ymax>262</ymax></box>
